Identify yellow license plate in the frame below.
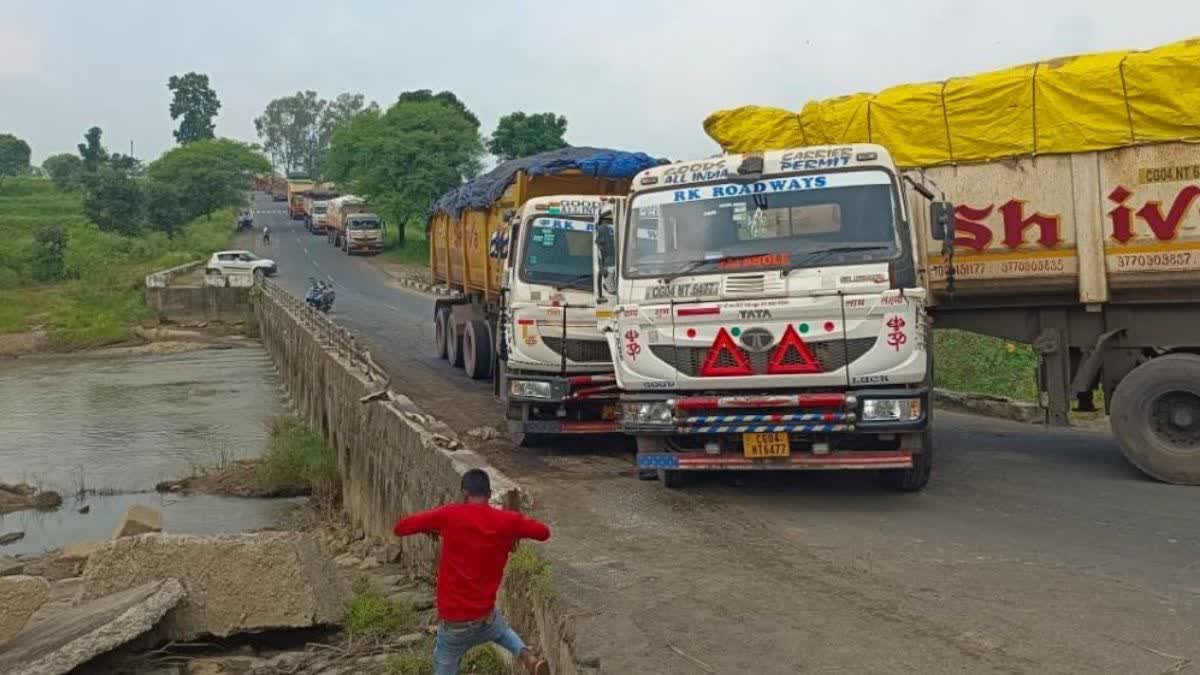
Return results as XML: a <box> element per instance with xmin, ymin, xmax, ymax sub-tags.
<box><xmin>743</xmin><ymin>432</ymin><xmax>791</xmax><ymax>459</ymax></box>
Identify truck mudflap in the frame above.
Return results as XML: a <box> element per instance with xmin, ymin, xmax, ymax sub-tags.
<box><xmin>637</xmin><ymin>450</ymin><xmax>913</xmax><ymax>471</ymax></box>
<box><xmin>509</xmin><ymin>420</ymin><xmax>620</xmax><ymax>435</ymax></box>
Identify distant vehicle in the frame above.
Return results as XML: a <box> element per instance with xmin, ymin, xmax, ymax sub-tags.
<box><xmin>205</xmin><ymin>250</ymin><xmax>277</xmax><ymax>277</ymax></box>
<box><xmin>236</xmin><ymin>211</ymin><xmax>254</xmax><ymax>231</ymax></box>
<box><xmin>327</xmin><ymin>195</ymin><xmax>383</xmax><ymax>254</ymax></box>
<box><xmin>305</xmin><ymin>278</ymin><xmax>335</xmax><ymax>313</ymax></box>
<box><xmin>303</xmin><ymin>189</ymin><xmax>339</xmax><ymax>232</ymax></box>
<box><xmin>287</xmin><ymin>180</ymin><xmax>316</xmax><ymax>219</ymax></box>
<box><xmin>271</xmin><ymin>177</ymin><xmax>288</xmax><ymax>202</ymax></box>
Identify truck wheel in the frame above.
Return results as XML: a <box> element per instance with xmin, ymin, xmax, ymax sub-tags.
<box><xmin>1111</xmin><ymin>353</ymin><xmax>1200</xmax><ymax>485</ymax></box>
<box><xmin>462</xmin><ymin>320</ymin><xmax>492</xmax><ymax>380</ymax></box>
<box><xmin>446</xmin><ymin>319</ymin><xmax>464</xmax><ymax>368</ymax></box>
<box><xmin>434</xmin><ymin>307</ymin><xmax>450</xmax><ymax>359</ymax></box>
<box><xmin>878</xmin><ymin>431</ymin><xmax>933</xmax><ymax>492</ymax></box>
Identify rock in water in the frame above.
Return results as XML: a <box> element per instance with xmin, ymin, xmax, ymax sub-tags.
<box><xmin>81</xmin><ymin>532</ymin><xmax>346</xmax><ymax>640</ymax></box>
<box><xmin>0</xmin><ymin>575</ymin><xmax>50</xmax><ymax>645</ymax></box>
<box><xmin>112</xmin><ymin>505</ymin><xmax>163</xmax><ymax>538</ymax></box>
<box><xmin>0</xmin><ymin>531</ymin><xmax>25</xmax><ymax>546</ymax></box>
<box><xmin>0</xmin><ymin>578</ymin><xmax>184</xmax><ymax>675</ymax></box>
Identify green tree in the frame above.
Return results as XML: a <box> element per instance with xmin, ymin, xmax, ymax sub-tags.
<box><xmin>82</xmin><ymin>165</ymin><xmax>143</xmax><ymax>235</ymax></box>
<box><xmin>0</xmin><ymin>133</ymin><xmax>32</xmax><ymax>187</ymax></box>
<box><xmin>143</xmin><ymin>180</ymin><xmax>189</xmax><ymax>235</ymax></box>
<box><xmin>168</xmin><ymin>72</ymin><xmax>221</xmax><ymax>144</ymax></box>
<box><xmin>43</xmin><ymin>153</ymin><xmax>85</xmax><ymax>189</ymax></box>
<box><xmin>487</xmin><ymin>112</ymin><xmax>568</xmax><ymax>161</ymax></box>
<box><xmin>78</xmin><ymin>126</ymin><xmax>108</xmax><ymax>171</ymax></box>
<box><xmin>31</xmin><ymin>225</ymin><xmax>68</xmax><ymax>281</ymax></box>
<box><xmin>395</xmin><ymin>89</ymin><xmax>480</xmax><ymax>128</ymax></box>
<box><xmin>326</xmin><ymin>97</ymin><xmax>484</xmax><ymax>243</ymax></box>
<box><xmin>254</xmin><ymin>91</ymin><xmax>376</xmax><ymax>177</ymax></box>
<box><xmin>147</xmin><ymin>138</ymin><xmax>271</xmax><ymax>221</ymax></box>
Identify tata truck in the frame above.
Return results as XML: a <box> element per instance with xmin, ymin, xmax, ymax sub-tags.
<box><xmin>302</xmin><ymin>189</ymin><xmax>339</xmax><ymax>233</ymax></box>
<box><xmin>287</xmin><ymin>180</ymin><xmax>315</xmax><ymax>220</ymax></box>
<box><xmin>327</xmin><ymin>196</ymin><xmax>383</xmax><ymax>254</ymax></box>
<box><xmin>594</xmin><ymin>144</ymin><xmax>949</xmax><ymax>489</ymax></box>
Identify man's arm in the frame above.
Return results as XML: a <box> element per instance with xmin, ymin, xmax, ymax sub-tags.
<box><xmin>393</xmin><ymin>506</ymin><xmax>447</xmax><ymax>537</ymax></box>
<box><xmin>508</xmin><ymin>512</ymin><xmax>551</xmax><ymax>542</ymax></box>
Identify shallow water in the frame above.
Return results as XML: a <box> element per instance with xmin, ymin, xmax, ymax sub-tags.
<box><xmin>0</xmin><ymin>347</ymin><xmax>295</xmax><ymax>555</ymax></box>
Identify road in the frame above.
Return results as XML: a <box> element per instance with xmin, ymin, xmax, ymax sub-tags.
<box><xmin>250</xmin><ymin>193</ymin><xmax>1199</xmax><ymax>674</ymax></box>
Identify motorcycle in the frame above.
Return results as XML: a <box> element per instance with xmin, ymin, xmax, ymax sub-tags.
<box><xmin>305</xmin><ymin>278</ymin><xmax>335</xmax><ymax>313</ymax></box>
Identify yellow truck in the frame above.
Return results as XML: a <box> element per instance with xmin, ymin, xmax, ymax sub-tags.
<box><xmin>704</xmin><ymin>38</ymin><xmax>1200</xmax><ymax>484</ymax></box>
<box><xmin>429</xmin><ymin>147</ymin><xmax>661</xmax><ymax>444</ymax></box>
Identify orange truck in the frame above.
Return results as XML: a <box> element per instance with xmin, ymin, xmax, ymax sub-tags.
<box><xmin>270</xmin><ymin>177</ymin><xmax>288</xmax><ymax>202</ymax></box>
<box><xmin>287</xmin><ymin>180</ymin><xmax>315</xmax><ymax>219</ymax></box>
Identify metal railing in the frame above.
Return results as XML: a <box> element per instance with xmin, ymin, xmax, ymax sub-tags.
<box><xmin>258</xmin><ymin>278</ymin><xmax>389</xmax><ymax>385</ymax></box>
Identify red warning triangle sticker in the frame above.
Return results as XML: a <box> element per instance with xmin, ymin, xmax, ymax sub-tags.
<box><xmin>699</xmin><ymin>328</ymin><xmax>753</xmax><ymax>377</ymax></box>
<box><xmin>766</xmin><ymin>324</ymin><xmax>822</xmax><ymax>374</ymax></box>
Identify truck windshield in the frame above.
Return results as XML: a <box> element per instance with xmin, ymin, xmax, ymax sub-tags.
<box><xmin>624</xmin><ymin>170</ymin><xmax>899</xmax><ymax>277</ymax></box>
<box><xmin>349</xmin><ymin>219</ymin><xmax>381</xmax><ymax>230</ymax></box>
<box><xmin>314</xmin><ymin>206</ymin><xmax>327</xmax><ymax>214</ymax></box>
<box><xmin>521</xmin><ymin>216</ymin><xmax>594</xmax><ymax>290</ymax></box>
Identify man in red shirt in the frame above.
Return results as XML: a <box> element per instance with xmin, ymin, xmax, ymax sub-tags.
<box><xmin>393</xmin><ymin>468</ymin><xmax>551</xmax><ymax>675</ymax></box>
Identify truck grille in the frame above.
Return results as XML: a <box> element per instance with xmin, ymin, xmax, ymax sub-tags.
<box><xmin>542</xmin><ymin>337</ymin><xmax>612</xmax><ymax>363</ymax></box>
<box><xmin>649</xmin><ymin>337</ymin><xmax>877</xmax><ymax>376</ymax></box>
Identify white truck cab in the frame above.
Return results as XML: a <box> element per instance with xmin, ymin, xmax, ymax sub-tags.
<box><xmin>594</xmin><ymin>144</ymin><xmax>954</xmax><ymax>489</ymax></box>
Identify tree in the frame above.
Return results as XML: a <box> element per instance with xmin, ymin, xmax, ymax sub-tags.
<box><xmin>147</xmin><ymin>138</ymin><xmax>271</xmax><ymax>221</ymax></box>
<box><xmin>78</xmin><ymin>126</ymin><xmax>108</xmax><ymax>171</ymax></box>
<box><xmin>143</xmin><ymin>180</ymin><xmax>189</xmax><ymax>235</ymax></box>
<box><xmin>0</xmin><ymin>133</ymin><xmax>32</xmax><ymax>187</ymax></box>
<box><xmin>43</xmin><ymin>153</ymin><xmax>84</xmax><ymax>189</ymax></box>
<box><xmin>31</xmin><ymin>225</ymin><xmax>68</xmax><ymax>281</ymax></box>
<box><xmin>395</xmin><ymin>90</ymin><xmax>480</xmax><ymax>128</ymax></box>
<box><xmin>168</xmin><ymin>72</ymin><xmax>221</xmax><ymax>144</ymax></box>
<box><xmin>487</xmin><ymin>112</ymin><xmax>568</xmax><ymax>161</ymax></box>
<box><xmin>325</xmin><ymin>97</ymin><xmax>484</xmax><ymax>243</ymax></box>
<box><xmin>254</xmin><ymin>91</ymin><xmax>377</xmax><ymax>177</ymax></box>
<box><xmin>82</xmin><ymin>165</ymin><xmax>142</xmax><ymax>235</ymax></box>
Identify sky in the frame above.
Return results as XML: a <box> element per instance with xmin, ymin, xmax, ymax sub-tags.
<box><xmin>2</xmin><ymin>1</ymin><xmax>1197</xmax><ymax>165</ymax></box>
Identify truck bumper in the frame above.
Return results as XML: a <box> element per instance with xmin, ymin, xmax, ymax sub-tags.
<box><xmin>637</xmin><ymin>450</ymin><xmax>913</xmax><ymax>471</ymax></box>
<box><xmin>504</xmin><ymin>372</ymin><xmax>619</xmax><ymax>436</ymax></box>
<box><xmin>508</xmin><ymin>419</ymin><xmax>620</xmax><ymax>435</ymax></box>
<box><xmin>348</xmin><ymin>242</ymin><xmax>382</xmax><ymax>254</ymax></box>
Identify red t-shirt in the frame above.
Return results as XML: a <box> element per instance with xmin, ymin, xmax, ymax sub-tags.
<box><xmin>393</xmin><ymin>502</ymin><xmax>551</xmax><ymax>621</ymax></box>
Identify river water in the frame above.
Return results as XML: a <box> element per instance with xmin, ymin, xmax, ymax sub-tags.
<box><xmin>0</xmin><ymin>347</ymin><xmax>300</xmax><ymax>556</ymax></box>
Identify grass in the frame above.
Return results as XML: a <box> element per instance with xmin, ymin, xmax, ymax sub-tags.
<box><xmin>507</xmin><ymin>543</ymin><xmax>555</xmax><ymax>601</ymax></box>
<box><xmin>934</xmin><ymin>329</ymin><xmax>1039</xmax><ymax>401</ymax></box>
<box><xmin>0</xmin><ymin>177</ymin><xmax>236</xmax><ymax>347</ymax></box>
<box><xmin>382</xmin><ymin>221</ymin><xmax>430</xmax><ymax>265</ymax></box>
<box><xmin>345</xmin><ymin>589</ymin><xmax>417</xmax><ymax>638</ymax></box>
<box><xmin>257</xmin><ymin>416</ymin><xmax>339</xmax><ymax>494</ymax></box>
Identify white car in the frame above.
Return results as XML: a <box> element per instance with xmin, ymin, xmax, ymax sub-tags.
<box><xmin>205</xmin><ymin>250</ymin><xmax>278</xmax><ymax>277</ymax></box>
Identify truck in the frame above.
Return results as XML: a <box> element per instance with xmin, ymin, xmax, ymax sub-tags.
<box><xmin>326</xmin><ymin>196</ymin><xmax>383</xmax><ymax>255</ymax></box>
<box><xmin>270</xmin><ymin>177</ymin><xmax>289</xmax><ymax>202</ymax></box>
<box><xmin>302</xmin><ymin>189</ymin><xmax>339</xmax><ymax>233</ymax></box>
<box><xmin>594</xmin><ymin>145</ymin><xmax>945</xmax><ymax>489</ymax></box>
<box><xmin>287</xmin><ymin>180</ymin><xmax>315</xmax><ymax>219</ymax></box>
<box><xmin>428</xmin><ymin>147</ymin><xmax>661</xmax><ymax>444</ymax></box>
<box><xmin>690</xmin><ymin>40</ymin><xmax>1200</xmax><ymax>486</ymax></box>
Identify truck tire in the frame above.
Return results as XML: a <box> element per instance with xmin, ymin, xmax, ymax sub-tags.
<box><xmin>1110</xmin><ymin>353</ymin><xmax>1200</xmax><ymax>485</ymax></box>
<box><xmin>878</xmin><ymin>430</ymin><xmax>933</xmax><ymax>492</ymax></box>
<box><xmin>446</xmin><ymin>318</ymin><xmax>464</xmax><ymax>368</ymax></box>
<box><xmin>462</xmin><ymin>320</ymin><xmax>492</xmax><ymax>380</ymax></box>
<box><xmin>434</xmin><ymin>307</ymin><xmax>450</xmax><ymax>359</ymax></box>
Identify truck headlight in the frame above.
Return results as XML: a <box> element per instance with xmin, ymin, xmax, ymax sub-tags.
<box><xmin>861</xmin><ymin>398</ymin><xmax>922</xmax><ymax>422</ymax></box>
<box><xmin>509</xmin><ymin>380</ymin><xmax>551</xmax><ymax>399</ymax></box>
<box><xmin>621</xmin><ymin>401</ymin><xmax>674</xmax><ymax>424</ymax></box>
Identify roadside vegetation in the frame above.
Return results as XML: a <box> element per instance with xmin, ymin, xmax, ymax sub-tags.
<box><xmin>257</xmin><ymin>416</ymin><xmax>340</xmax><ymax>502</ymax></box>
<box><xmin>934</xmin><ymin>329</ymin><xmax>1039</xmax><ymax>401</ymax></box>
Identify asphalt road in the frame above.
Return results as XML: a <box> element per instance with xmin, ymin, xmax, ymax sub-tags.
<box><xmin>249</xmin><ymin>193</ymin><xmax>1199</xmax><ymax>674</ymax></box>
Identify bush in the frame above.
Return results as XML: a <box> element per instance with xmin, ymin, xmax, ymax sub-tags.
<box><xmin>345</xmin><ymin>590</ymin><xmax>416</xmax><ymax>638</ymax></box>
<box><xmin>43</xmin><ymin>153</ymin><xmax>84</xmax><ymax>190</ymax></box>
<box><xmin>257</xmin><ymin>416</ymin><xmax>340</xmax><ymax>496</ymax></box>
<box><xmin>31</xmin><ymin>225</ymin><xmax>67</xmax><ymax>281</ymax></box>
<box><xmin>81</xmin><ymin>165</ymin><xmax>142</xmax><ymax>235</ymax></box>
<box><xmin>933</xmin><ymin>329</ymin><xmax>1038</xmax><ymax>401</ymax></box>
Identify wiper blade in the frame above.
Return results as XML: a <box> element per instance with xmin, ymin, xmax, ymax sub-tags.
<box><xmin>799</xmin><ymin>245</ymin><xmax>890</xmax><ymax>265</ymax></box>
<box><xmin>661</xmin><ymin>258</ymin><xmax>713</xmax><ymax>283</ymax></box>
<box><xmin>552</xmin><ymin>273</ymin><xmax>594</xmax><ymax>291</ymax></box>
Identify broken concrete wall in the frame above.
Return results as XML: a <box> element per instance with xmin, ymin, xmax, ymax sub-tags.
<box><xmin>144</xmin><ymin>286</ymin><xmax>253</xmax><ymax>324</ymax></box>
<box><xmin>254</xmin><ymin>283</ymin><xmax>585</xmax><ymax>674</ymax></box>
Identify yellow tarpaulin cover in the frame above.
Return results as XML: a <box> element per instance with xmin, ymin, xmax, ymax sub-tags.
<box><xmin>704</xmin><ymin>38</ymin><xmax>1200</xmax><ymax>167</ymax></box>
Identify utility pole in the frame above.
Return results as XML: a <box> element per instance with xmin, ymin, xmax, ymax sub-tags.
<box><xmin>130</xmin><ymin>140</ymin><xmax>134</xmax><ymax>158</ymax></box>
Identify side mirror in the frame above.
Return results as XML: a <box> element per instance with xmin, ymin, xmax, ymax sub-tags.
<box><xmin>595</xmin><ymin>221</ymin><xmax>616</xmax><ymax>269</ymax></box>
<box><xmin>930</xmin><ymin>201</ymin><xmax>955</xmax><ymax>241</ymax></box>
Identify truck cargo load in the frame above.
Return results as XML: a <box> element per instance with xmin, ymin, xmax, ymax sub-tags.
<box><xmin>287</xmin><ymin>180</ymin><xmax>315</xmax><ymax>219</ymax></box>
<box><xmin>326</xmin><ymin>195</ymin><xmax>382</xmax><ymax>255</ymax></box>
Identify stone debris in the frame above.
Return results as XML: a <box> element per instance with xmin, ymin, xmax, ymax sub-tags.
<box><xmin>0</xmin><ymin>531</ymin><xmax>26</xmax><ymax>546</ymax></box>
<box><xmin>59</xmin><ymin>539</ymin><xmax>107</xmax><ymax>563</ymax></box>
<box><xmin>0</xmin><ymin>575</ymin><xmax>50</xmax><ymax>645</ymax></box>
<box><xmin>467</xmin><ymin>425</ymin><xmax>500</xmax><ymax>441</ymax></box>
<box><xmin>0</xmin><ymin>578</ymin><xmax>185</xmax><ymax>675</ymax></box>
<box><xmin>0</xmin><ymin>555</ymin><xmax>23</xmax><ymax>577</ymax></box>
<box><xmin>112</xmin><ymin>504</ymin><xmax>163</xmax><ymax>539</ymax></box>
<box><xmin>81</xmin><ymin>532</ymin><xmax>346</xmax><ymax>640</ymax></box>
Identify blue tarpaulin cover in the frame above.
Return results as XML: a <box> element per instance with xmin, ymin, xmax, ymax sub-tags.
<box><xmin>430</xmin><ymin>147</ymin><xmax>664</xmax><ymax>219</ymax></box>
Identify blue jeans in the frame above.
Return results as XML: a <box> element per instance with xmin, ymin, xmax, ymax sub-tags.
<box><xmin>434</xmin><ymin>608</ymin><xmax>525</xmax><ymax>675</ymax></box>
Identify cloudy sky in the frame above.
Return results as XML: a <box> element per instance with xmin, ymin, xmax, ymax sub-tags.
<box><xmin>2</xmin><ymin>1</ymin><xmax>1196</xmax><ymax>164</ymax></box>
